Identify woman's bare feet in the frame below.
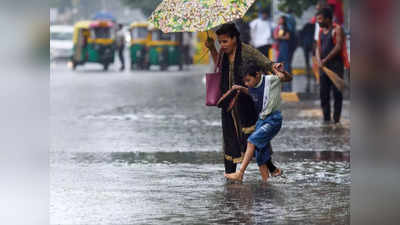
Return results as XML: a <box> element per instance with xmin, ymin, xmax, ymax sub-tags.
<box><xmin>224</xmin><ymin>171</ymin><xmax>244</xmax><ymax>181</ymax></box>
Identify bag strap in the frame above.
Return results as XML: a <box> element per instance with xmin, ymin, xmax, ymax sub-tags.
<box><xmin>214</xmin><ymin>52</ymin><xmax>223</xmax><ymax>72</ymax></box>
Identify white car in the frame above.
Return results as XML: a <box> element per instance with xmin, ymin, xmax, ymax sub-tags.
<box><xmin>50</xmin><ymin>25</ymin><xmax>74</xmax><ymax>60</ymax></box>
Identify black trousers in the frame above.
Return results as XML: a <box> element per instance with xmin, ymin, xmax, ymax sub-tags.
<box><xmin>320</xmin><ymin>65</ymin><xmax>343</xmax><ymax>123</ymax></box>
<box><xmin>256</xmin><ymin>45</ymin><xmax>272</xmax><ymax>59</ymax></box>
<box><xmin>118</xmin><ymin>47</ymin><xmax>125</xmax><ymax>67</ymax></box>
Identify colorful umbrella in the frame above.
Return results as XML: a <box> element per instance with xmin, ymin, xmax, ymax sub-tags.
<box><xmin>148</xmin><ymin>0</ymin><xmax>256</xmax><ymax>33</ymax></box>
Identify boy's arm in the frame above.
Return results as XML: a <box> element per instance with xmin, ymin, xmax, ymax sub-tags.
<box><xmin>232</xmin><ymin>85</ymin><xmax>249</xmax><ymax>95</ymax></box>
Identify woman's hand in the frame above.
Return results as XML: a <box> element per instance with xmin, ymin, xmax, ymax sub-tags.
<box><xmin>232</xmin><ymin>85</ymin><xmax>244</xmax><ymax>92</ymax></box>
<box><xmin>273</xmin><ymin>62</ymin><xmax>284</xmax><ymax>72</ymax></box>
<box><xmin>205</xmin><ymin>37</ymin><xmax>216</xmax><ymax>50</ymax></box>
<box><xmin>272</xmin><ymin>66</ymin><xmax>292</xmax><ymax>82</ymax></box>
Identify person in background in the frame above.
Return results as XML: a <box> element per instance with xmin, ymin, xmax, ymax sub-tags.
<box><xmin>274</xmin><ymin>16</ymin><xmax>292</xmax><ymax>92</ymax></box>
<box><xmin>116</xmin><ymin>24</ymin><xmax>126</xmax><ymax>71</ymax></box>
<box><xmin>327</xmin><ymin>0</ymin><xmax>344</xmax><ymax>25</ymax></box>
<box><xmin>249</xmin><ymin>8</ymin><xmax>274</xmax><ymax>59</ymax></box>
<box><xmin>299</xmin><ymin>22</ymin><xmax>316</xmax><ymax>92</ymax></box>
<box><xmin>182</xmin><ymin>32</ymin><xmax>193</xmax><ymax>66</ymax></box>
<box><xmin>286</xmin><ymin>8</ymin><xmax>297</xmax><ymax>79</ymax></box>
<box><xmin>316</xmin><ymin>8</ymin><xmax>347</xmax><ymax>124</ymax></box>
<box><xmin>236</xmin><ymin>19</ymin><xmax>251</xmax><ymax>45</ymax></box>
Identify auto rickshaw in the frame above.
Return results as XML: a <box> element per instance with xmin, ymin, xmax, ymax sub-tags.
<box><xmin>129</xmin><ymin>22</ymin><xmax>151</xmax><ymax>70</ymax></box>
<box><xmin>71</xmin><ymin>20</ymin><xmax>115</xmax><ymax>71</ymax></box>
<box><xmin>147</xmin><ymin>26</ymin><xmax>183</xmax><ymax>71</ymax></box>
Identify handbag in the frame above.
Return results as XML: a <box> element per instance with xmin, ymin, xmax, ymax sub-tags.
<box><xmin>205</xmin><ymin>53</ymin><xmax>223</xmax><ymax>106</ymax></box>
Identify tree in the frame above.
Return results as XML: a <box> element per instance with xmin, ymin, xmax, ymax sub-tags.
<box><xmin>120</xmin><ymin>0</ymin><xmax>317</xmax><ymax>20</ymax></box>
<box><xmin>120</xmin><ymin>0</ymin><xmax>161</xmax><ymax>17</ymax></box>
<box><xmin>277</xmin><ymin>0</ymin><xmax>319</xmax><ymax>17</ymax></box>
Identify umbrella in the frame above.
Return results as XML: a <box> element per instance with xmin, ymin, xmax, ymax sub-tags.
<box><xmin>148</xmin><ymin>0</ymin><xmax>256</xmax><ymax>33</ymax></box>
<box><xmin>93</xmin><ymin>11</ymin><xmax>116</xmax><ymax>22</ymax></box>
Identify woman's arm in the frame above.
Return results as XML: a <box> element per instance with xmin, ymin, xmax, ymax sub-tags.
<box><xmin>232</xmin><ymin>85</ymin><xmax>249</xmax><ymax>95</ymax></box>
<box><xmin>247</xmin><ymin>44</ymin><xmax>273</xmax><ymax>73</ymax></box>
<box><xmin>281</xmin><ymin>32</ymin><xmax>290</xmax><ymax>40</ymax></box>
<box><xmin>205</xmin><ymin>38</ymin><xmax>218</xmax><ymax>64</ymax></box>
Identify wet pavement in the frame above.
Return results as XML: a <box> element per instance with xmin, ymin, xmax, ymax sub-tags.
<box><xmin>51</xmin><ymin>61</ymin><xmax>350</xmax><ymax>225</ymax></box>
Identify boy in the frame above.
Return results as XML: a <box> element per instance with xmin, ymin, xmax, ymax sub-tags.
<box><xmin>224</xmin><ymin>62</ymin><xmax>292</xmax><ymax>182</ymax></box>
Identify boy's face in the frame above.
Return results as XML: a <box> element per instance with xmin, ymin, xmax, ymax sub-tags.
<box><xmin>243</xmin><ymin>73</ymin><xmax>261</xmax><ymax>88</ymax></box>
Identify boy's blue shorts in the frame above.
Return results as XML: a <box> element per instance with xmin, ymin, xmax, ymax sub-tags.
<box><xmin>248</xmin><ymin>111</ymin><xmax>282</xmax><ymax>166</ymax></box>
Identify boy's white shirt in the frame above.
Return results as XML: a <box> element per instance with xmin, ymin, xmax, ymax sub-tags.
<box><xmin>257</xmin><ymin>74</ymin><xmax>282</xmax><ymax>119</ymax></box>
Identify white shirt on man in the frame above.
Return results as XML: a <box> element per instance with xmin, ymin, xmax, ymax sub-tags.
<box><xmin>314</xmin><ymin>22</ymin><xmax>320</xmax><ymax>41</ymax></box>
<box><xmin>249</xmin><ymin>18</ymin><xmax>274</xmax><ymax>48</ymax></box>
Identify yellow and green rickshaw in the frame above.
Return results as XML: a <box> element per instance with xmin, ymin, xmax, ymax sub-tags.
<box><xmin>129</xmin><ymin>22</ymin><xmax>151</xmax><ymax>70</ymax></box>
<box><xmin>147</xmin><ymin>26</ymin><xmax>183</xmax><ymax>71</ymax></box>
<box><xmin>71</xmin><ymin>20</ymin><xmax>115</xmax><ymax>71</ymax></box>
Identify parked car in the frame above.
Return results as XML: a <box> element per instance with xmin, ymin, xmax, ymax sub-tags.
<box><xmin>50</xmin><ymin>25</ymin><xmax>74</xmax><ymax>60</ymax></box>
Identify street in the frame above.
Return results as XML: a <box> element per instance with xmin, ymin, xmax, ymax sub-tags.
<box><xmin>51</xmin><ymin>61</ymin><xmax>350</xmax><ymax>225</ymax></box>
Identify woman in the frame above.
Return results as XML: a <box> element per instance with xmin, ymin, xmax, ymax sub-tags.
<box><xmin>205</xmin><ymin>23</ymin><xmax>284</xmax><ymax>176</ymax></box>
<box><xmin>274</xmin><ymin>16</ymin><xmax>292</xmax><ymax>91</ymax></box>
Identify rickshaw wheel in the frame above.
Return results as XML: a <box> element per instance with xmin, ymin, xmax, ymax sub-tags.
<box><xmin>160</xmin><ymin>65</ymin><xmax>167</xmax><ymax>71</ymax></box>
<box><xmin>72</xmin><ymin>61</ymin><xmax>77</xmax><ymax>70</ymax></box>
<box><xmin>103</xmin><ymin>63</ymin><xmax>109</xmax><ymax>71</ymax></box>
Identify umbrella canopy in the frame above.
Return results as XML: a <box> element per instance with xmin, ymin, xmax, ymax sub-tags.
<box><xmin>93</xmin><ymin>11</ymin><xmax>117</xmax><ymax>22</ymax></box>
<box><xmin>149</xmin><ymin>0</ymin><xmax>256</xmax><ymax>33</ymax></box>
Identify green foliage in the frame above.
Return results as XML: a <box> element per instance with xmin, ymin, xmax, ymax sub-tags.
<box><xmin>277</xmin><ymin>0</ymin><xmax>319</xmax><ymax>17</ymax></box>
<box><xmin>243</xmin><ymin>0</ymin><xmax>272</xmax><ymax>22</ymax></box>
<box><xmin>120</xmin><ymin>0</ymin><xmax>162</xmax><ymax>16</ymax></box>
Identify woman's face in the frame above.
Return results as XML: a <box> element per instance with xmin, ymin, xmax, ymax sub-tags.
<box><xmin>217</xmin><ymin>34</ymin><xmax>237</xmax><ymax>55</ymax></box>
<box><xmin>278</xmin><ymin>17</ymin><xmax>284</xmax><ymax>25</ymax></box>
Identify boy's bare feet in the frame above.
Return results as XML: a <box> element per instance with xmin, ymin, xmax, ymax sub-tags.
<box><xmin>224</xmin><ymin>171</ymin><xmax>244</xmax><ymax>181</ymax></box>
<box><xmin>259</xmin><ymin>164</ymin><xmax>269</xmax><ymax>182</ymax></box>
<box><xmin>271</xmin><ymin>168</ymin><xmax>283</xmax><ymax>177</ymax></box>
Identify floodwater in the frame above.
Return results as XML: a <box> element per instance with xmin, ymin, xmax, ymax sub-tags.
<box><xmin>51</xmin><ymin>62</ymin><xmax>350</xmax><ymax>225</ymax></box>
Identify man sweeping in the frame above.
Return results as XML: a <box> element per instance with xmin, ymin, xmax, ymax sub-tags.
<box><xmin>316</xmin><ymin>8</ymin><xmax>349</xmax><ymax>124</ymax></box>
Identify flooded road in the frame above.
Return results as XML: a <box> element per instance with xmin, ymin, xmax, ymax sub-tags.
<box><xmin>51</xmin><ymin>62</ymin><xmax>350</xmax><ymax>224</ymax></box>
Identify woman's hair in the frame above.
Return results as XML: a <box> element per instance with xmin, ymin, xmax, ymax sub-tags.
<box><xmin>244</xmin><ymin>61</ymin><xmax>262</xmax><ymax>78</ymax></box>
<box><xmin>215</xmin><ymin>23</ymin><xmax>240</xmax><ymax>39</ymax></box>
<box><xmin>279</xmin><ymin>15</ymin><xmax>287</xmax><ymax>26</ymax></box>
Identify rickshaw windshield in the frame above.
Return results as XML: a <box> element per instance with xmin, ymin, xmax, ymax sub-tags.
<box><xmin>91</xmin><ymin>27</ymin><xmax>113</xmax><ymax>39</ymax></box>
<box><xmin>131</xmin><ymin>27</ymin><xmax>148</xmax><ymax>39</ymax></box>
<box><xmin>51</xmin><ymin>31</ymin><xmax>73</xmax><ymax>41</ymax></box>
<box><xmin>152</xmin><ymin>30</ymin><xmax>175</xmax><ymax>41</ymax></box>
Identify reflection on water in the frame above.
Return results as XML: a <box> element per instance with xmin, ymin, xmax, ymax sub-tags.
<box><xmin>51</xmin><ymin>151</ymin><xmax>350</xmax><ymax>225</ymax></box>
<box><xmin>53</xmin><ymin>151</ymin><xmax>350</xmax><ymax>165</ymax></box>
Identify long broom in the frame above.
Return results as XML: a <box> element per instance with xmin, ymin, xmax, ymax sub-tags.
<box><xmin>312</xmin><ymin>57</ymin><xmax>346</xmax><ymax>93</ymax></box>
<box><xmin>311</xmin><ymin>56</ymin><xmax>320</xmax><ymax>84</ymax></box>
